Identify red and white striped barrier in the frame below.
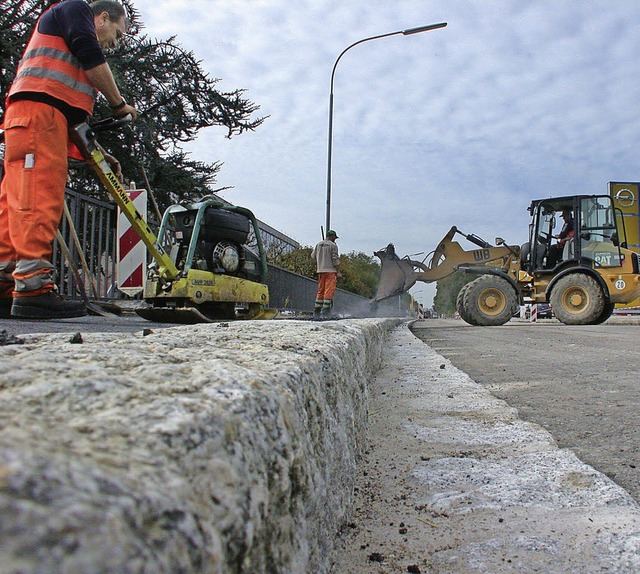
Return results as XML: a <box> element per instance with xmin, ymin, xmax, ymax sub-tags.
<box><xmin>530</xmin><ymin>304</ymin><xmax>538</xmax><ymax>323</ymax></box>
<box><xmin>117</xmin><ymin>189</ymin><xmax>147</xmax><ymax>297</ymax></box>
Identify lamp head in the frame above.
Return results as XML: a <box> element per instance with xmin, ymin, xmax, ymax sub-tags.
<box><xmin>402</xmin><ymin>22</ymin><xmax>447</xmax><ymax>35</ymax></box>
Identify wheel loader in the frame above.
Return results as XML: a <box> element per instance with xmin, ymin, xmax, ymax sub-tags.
<box><xmin>373</xmin><ymin>194</ymin><xmax>640</xmax><ymax>326</ymax></box>
<box><xmin>70</xmin><ymin>116</ymin><xmax>275</xmax><ymax>323</ymax></box>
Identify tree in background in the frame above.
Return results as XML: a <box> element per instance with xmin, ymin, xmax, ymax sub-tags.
<box><xmin>0</xmin><ymin>0</ymin><xmax>264</xmax><ymax>209</ymax></box>
<box><xmin>269</xmin><ymin>248</ymin><xmax>381</xmax><ymax>299</ymax></box>
<box><xmin>433</xmin><ymin>271</ymin><xmax>474</xmax><ymax>317</ymax></box>
<box><xmin>338</xmin><ymin>251</ymin><xmax>381</xmax><ymax>299</ymax></box>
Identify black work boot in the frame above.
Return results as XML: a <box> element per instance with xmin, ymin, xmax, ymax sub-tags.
<box><xmin>320</xmin><ymin>306</ymin><xmax>333</xmax><ymax>320</ymax></box>
<box><xmin>0</xmin><ymin>298</ymin><xmax>11</xmax><ymax>319</ymax></box>
<box><xmin>0</xmin><ymin>281</ymin><xmax>13</xmax><ymax>318</ymax></box>
<box><xmin>11</xmin><ymin>290</ymin><xmax>87</xmax><ymax>319</ymax></box>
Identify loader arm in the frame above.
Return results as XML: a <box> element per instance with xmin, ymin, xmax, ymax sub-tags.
<box><xmin>373</xmin><ymin>226</ymin><xmax>518</xmax><ymax>302</ymax></box>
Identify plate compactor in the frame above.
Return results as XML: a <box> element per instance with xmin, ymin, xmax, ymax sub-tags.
<box><xmin>70</xmin><ymin>116</ymin><xmax>275</xmax><ymax>323</ymax></box>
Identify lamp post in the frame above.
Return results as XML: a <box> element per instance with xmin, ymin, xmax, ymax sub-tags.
<box><xmin>324</xmin><ymin>22</ymin><xmax>447</xmax><ymax>233</ymax></box>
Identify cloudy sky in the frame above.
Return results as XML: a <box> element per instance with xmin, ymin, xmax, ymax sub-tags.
<box><xmin>133</xmin><ymin>0</ymin><xmax>640</xmax><ymax>306</ymax></box>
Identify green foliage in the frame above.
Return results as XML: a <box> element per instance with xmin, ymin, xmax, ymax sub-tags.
<box><xmin>269</xmin><ymin>248</ymin><xmax>381</xmax><ymax>299</ymax></box>
<box><xmin>338</xmin><ymin>251</ymin><xmax>381</xmax><ymax>299</ymax></box>
<box><xmin>0</xmin><ymin>1</ymin><xmax>56</xmax><ymax>102</ymax></box>
<box><xmin>270</xmin><ymin>248</ymin><xmax>316</xmax><ymax>279</ymax></box>
<box><xmin>433</xmin><ymin>271</ymin><xmax>474</xmax><ymax>316</ymax></box>
<box><xmin>0</xmin><ymin>0</ymin><xmax>264</xmax><ymax>209</ymax></box>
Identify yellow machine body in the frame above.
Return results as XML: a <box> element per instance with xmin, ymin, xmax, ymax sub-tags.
<box><xmin>143</xmin><ymin>268</ymin><xmax>268</xmax><ymax>304</ymax></box>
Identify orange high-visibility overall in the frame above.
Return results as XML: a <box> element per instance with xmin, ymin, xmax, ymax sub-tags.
<box><xmin>0</xmin><ymin>24</ymin><xmax>95</xmax><ymax>296</ymax></box>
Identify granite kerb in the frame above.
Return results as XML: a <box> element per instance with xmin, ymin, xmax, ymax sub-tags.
<box><xmin>0</xmin><ymin>318</ymin><xmax>401</xmax><ymax>574</ymax></box>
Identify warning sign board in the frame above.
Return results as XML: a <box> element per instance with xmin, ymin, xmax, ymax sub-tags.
<box><xmin>117</xmin><ymin>190</ymin><xmax>147</xmax><ymax>296</ymax></box>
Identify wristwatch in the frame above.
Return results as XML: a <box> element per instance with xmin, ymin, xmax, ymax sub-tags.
<box><xmin>110</xmin><ymin>99</ymin><xmax>127</xmax><ymax>111</ymax></box>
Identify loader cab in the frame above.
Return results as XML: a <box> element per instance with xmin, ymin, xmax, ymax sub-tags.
<box><xmin>526</xmin><ymin>195</ymin><xmax>625</xmax><ymax>273</ymax></box>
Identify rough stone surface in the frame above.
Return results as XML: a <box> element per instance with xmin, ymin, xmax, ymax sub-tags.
<box><xmin>0</xmin><ymin>319</ymin><xmax>398</xmax><ymax>574</ymax></box>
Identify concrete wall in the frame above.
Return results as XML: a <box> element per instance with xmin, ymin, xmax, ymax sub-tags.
<box><xmin>265</xmin><ymin>264</ymin><xmax>373</xmax><ymax>316</ymax></box>
<box><xmin>0</xmin><ymin>318</ymin><xmax>400</xmax><ymax>573</ymax></box>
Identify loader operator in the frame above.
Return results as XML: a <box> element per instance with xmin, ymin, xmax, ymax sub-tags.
<box><xmin>0</xmin><ymin>0</ymin><xmax>138</xmax><ymax>320</ymax></box>
<box><xmin>546</xmin><ymin>209</ymin><xmax>574</xmax><ymax>267</ymax></box>
<box><xmin>311</xmin><ymin>230</ymin><xmax>341</xmax><ymax>318</ymax></box>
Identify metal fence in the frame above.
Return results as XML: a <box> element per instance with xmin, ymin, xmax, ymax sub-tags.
<box><xmin>56</xmin><ymin>189</ymin><xmax>117</xmax><ymax>298</ymax></box>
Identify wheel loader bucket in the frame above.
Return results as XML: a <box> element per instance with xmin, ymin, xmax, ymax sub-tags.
<box><xmin>372</xmin><ymin>244</ymin><xmax>417</xmax><ymax>302</ymax></box>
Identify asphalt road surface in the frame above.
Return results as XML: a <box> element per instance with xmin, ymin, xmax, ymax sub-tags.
<box><xmin>411</xmin><ymin>317</ymin><xmax>640</xmax><ymax>503</ymax></box>
<box><xmin>0</xmin><ymin>308</ymin><xmax>176</xmax><ymax>336</ymax></box>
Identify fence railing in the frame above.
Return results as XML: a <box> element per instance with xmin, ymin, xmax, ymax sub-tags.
<box><xmin>56</xmin><ymin>189</ymin><xmax>117</xmax><ymax>298</ymax></box>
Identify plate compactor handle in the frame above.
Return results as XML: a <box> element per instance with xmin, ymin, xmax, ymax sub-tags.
<box><xmin>90</xmin><ymin>114</ymin><xmax>133</xmax><ymax>133</ymax></box>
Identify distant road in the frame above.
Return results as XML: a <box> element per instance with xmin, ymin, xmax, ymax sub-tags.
<box><xmin>411</xmin><ymin>317</ymin><xmax>640</xmax><ymax>502</ymax></box>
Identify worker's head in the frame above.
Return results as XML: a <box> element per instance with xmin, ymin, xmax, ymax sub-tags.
<box><xmin>326</xmin><ymin>230</ymin><xmax>338</xmax><ymax>241</ymax></box>
<box><xmin>91</xmin><ymin>1</ymin><xmax>127</xmax><ymax>50</ymax></box>
<box><xmin>561</xmin><ymin>210</ymin><xmax>572</xmax><ymax>220</ymax></box>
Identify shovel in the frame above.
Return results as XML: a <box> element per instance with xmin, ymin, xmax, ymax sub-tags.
<box><xmin>55</xmin><ymin>229</ymin><xmax>109</xmax><ymax>316</ymax></box>
<box><xmin>61</xmin><ymin>200</ymin><xmax>122</xmax><ymax>315</ymax></box>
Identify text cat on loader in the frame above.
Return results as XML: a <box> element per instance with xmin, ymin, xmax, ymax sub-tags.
<box><xmin>71</xmin><ymin>116</ymin><xmax>276</xmax><ymax>323</ymax></box>
<box><xmin>373</xmin><ymin>194</ymin><xmax>640</xmax><ymax>325</ymax></box>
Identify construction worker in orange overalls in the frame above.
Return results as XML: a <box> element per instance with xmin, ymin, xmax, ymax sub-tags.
<box><xmin>311</xmin><ymin>230</ymin><xmax>341</xmax><ymax>318</ymax></box>
<box><xmin>0</xmin><ymin>0</ymin><xmax>138</xmax><ymax>319</ymax></box>
<box><xmin>546</xmin><ymin>209</ymin><xmax>575</xmax><ymax>268</ymax></box>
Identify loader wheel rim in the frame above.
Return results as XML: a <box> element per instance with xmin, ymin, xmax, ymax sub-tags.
<box><xmin>561</xmin><ymin>286</ymin><xmax>589</xmax><ymax>314</ymax></box>
<box><xmin>478</xmin><ymin>288</ymin><xmax>506</xmax><ymax>316</ymax></box>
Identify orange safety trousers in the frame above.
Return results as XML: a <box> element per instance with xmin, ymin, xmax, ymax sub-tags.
<box><xmin>0</xmin><ymin>100</ymin><xmax>69</xmax><ymax>295</ymax></box>
<box><xmin>315</xmin><ymin>273</ymin><xmax>338</xmax><ymax>310</ymax></box>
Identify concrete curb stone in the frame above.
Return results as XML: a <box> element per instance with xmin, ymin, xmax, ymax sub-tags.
<box><xmin>0</xmin><ymin>318</ymin><xmax>400</xmax><ymax>574</ymax></box>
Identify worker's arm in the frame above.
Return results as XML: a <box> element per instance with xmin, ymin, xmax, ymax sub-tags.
<box><xmin>332</xmin><ymin>245</ymin><xmax>342</xmax><ymax>277</ymax></box>
<box><xmin>85</xmin><ymin>64</ymin><xmax>138</xmax><ymax>119</ymax></box>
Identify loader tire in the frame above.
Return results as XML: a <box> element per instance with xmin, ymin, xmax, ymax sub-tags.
<box><xmin>549</xmin><ymin>273</ymin><xmax>605</xmax><ymax>325</ymax></box>
<box><xmin>591</xmin><ymin>301</ymin><xmax>615</xmax><ymax>325</ymax></box>
<box><xmin>456</xmin><ymin>283</ymin><xmax>479</xmax><ymax>325</ymax></box>
<box><xmin>462</xmin><ymin>275</ymin><xmax>517</xmax><ymax>326</ymax></box>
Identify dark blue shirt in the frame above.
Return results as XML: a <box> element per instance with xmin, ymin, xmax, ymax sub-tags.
<box><xmin>39</xmin><ymin>0</ymin><xmax>106</xmax><ymax>70</ymax></box>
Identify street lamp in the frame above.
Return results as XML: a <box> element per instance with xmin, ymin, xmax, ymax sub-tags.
<box><xmin>324</xmin><ymin>22</ymin><xmax>447</xmax><ymax>233</ymax></box>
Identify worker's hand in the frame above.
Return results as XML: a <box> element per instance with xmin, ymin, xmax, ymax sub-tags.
<box><xmin>113</xmin><ymin>102</ymin><xmax>138</xmax><ymax>121</ymax></box>
<box><xmin>103</xmin><ymin>152</ymin><xmax>123</xmax><ymax>182</ymax></box>
<box><xmin>337</xmin><ymin>271</ymin><xmax>343</xmax><ymax>278</ymax></box>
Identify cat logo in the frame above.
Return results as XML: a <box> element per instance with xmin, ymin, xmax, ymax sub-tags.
<box><xmin>595</xmin><ymin>253</ymin><xmax>612</xmax><ymax>266</ymax></box>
